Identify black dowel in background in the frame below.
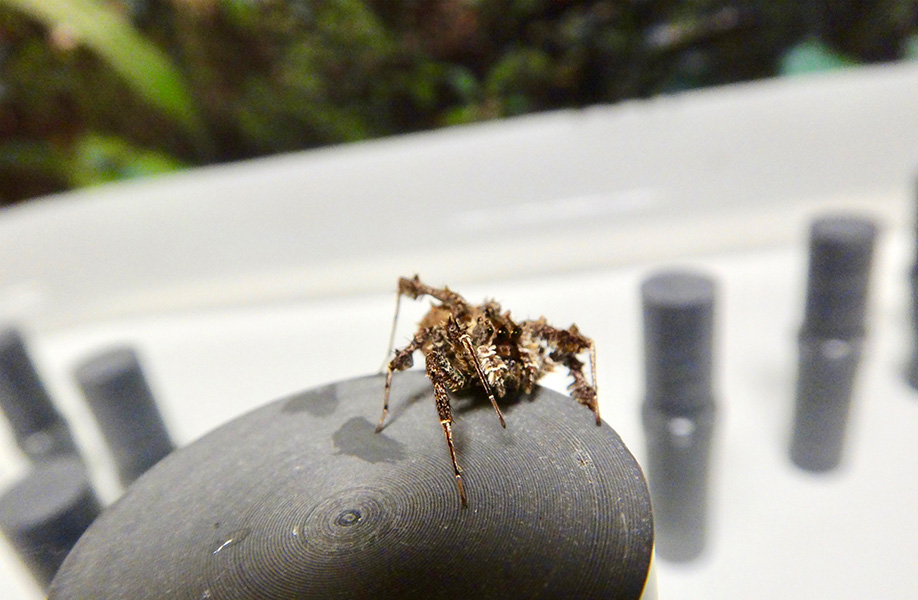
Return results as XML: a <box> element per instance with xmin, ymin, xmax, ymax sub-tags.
<box><xmin>640</xmin><ymin>270</ymin><xmax>717</xmax><ymax>562</ymax></box>
<box><xmin>0</xmin><ymin>456</ymin><xmax>101</xmax><ymax>588</ymax></box>
<box><xmin>790</xmin><ymin>215</ymin><xmax>877</xmax><ymax>472</ymax></box>
<box><xmin>0</xmin><ymin>328</ymin><xmax>78</xmax><ymax>460</ymax></box>
<box><xmin>907</xmin><ymin>177</ymin><xmax>918</xmax><ymax>388</ymax></box>
<box><xmin>74</xmin><ymin>347</ymin><xmax>175</xmax><ymax>486</ymax></box>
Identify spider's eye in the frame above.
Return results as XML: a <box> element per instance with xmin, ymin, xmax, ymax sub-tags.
<box><xmin>497</xmin><ymin>326</ymin><xmax>508</xmax><ymax>337</ymax></box>
<box><xmin>512</xmin><ymin>326</ymin><xmax>522</xmax><ymax>338</ymax></box>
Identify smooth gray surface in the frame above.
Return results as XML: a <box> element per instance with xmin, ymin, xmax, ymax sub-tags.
<box><xmin>641</xmin><ymin>271</ymin><xmax>716</xmax><ymax>413</ymax></box>
<box><xmin>802</xmin><ymin>215</ymin><xmax>877</xmax><ymax>339</ymax></box>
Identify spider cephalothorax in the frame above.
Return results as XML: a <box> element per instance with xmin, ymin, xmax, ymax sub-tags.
<box><xmin>376</xmin><ymin>275</ymin><xmax>599</xmax><ymax>506</ymax></box>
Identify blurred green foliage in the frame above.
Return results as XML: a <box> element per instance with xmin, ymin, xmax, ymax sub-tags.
<box><xmin>780</xmin><ymin>39</ymin><xmax>857</xmax><ymax>76</ymax></box>
<box><xmin>3</xmin><ymin>0</ymin><xmax>204</xmax><ymax>135</ymax></box>
<box><xmin>0</xmin><ymin>0</ymin><xmax>916</xmax><ymax>204</ymax></box>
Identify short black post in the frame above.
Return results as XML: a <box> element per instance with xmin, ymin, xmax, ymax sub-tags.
<box><xmin>907</xmin><ymin>178</ymin><xmax>918</xmax><ymax>389</ymax></box>
<box><xmin>0</xmin><ymin>456</ymin><xmax>101</xmax><ymax>588</ymax></box>
<box><xmin>74</xmin><ymin>347</ymin><xmax>175</xmax><ymax>486</ymax></box>
<box><xmin>790</xmin><ymin>215</ymin><xmax>877</xmax><ymax>472</ymax></box>
<box><xmin>640</xmin><ymin>270</ymin><xmax>717</xmax><ymax>562</ymax></box>
<box><xmin>0</xmin><ymin>328</ymin><xmax>79</xmax><ymax>460</ymax></box>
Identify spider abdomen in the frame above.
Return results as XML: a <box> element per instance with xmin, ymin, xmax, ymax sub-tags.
<box><xmin>476</xmin><ymin>346</ymin><xmax>510</xmax><ymax>397</ymax></box>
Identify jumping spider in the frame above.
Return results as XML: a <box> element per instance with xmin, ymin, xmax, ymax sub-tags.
<box><xmin>376</xmin><ymin>275</ymin><xmax>600</xmax><ymax>506</ymax></box>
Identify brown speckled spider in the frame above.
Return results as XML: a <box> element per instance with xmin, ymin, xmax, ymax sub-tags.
<box><xmin>376</xmin><ymin>275</ymin><xmax>599</xmax><ymax>506</ymax></box>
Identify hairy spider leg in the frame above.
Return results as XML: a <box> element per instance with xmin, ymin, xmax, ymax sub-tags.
<box><xmin>571</xmin><ymin>330</ymin><xmax>600</xmax><ymax>424</ymax></box>
<box><xmin>380</xmin><ymin>287</ymin><xmax>406</xmax><ymax>372</ymax></box>
<box><xmin>399</xmin><ymin>275</ymin><xmax>471</xmax><ymax>311</ymax></box>
<box><xmin>458</xmin><ymin>334</ymin><xmax>506</xmax><ymax>428</ymax></box>
<box><xmin>376</xmin><ymin>331</ymin><xmax>428</xmax><ymax>432</ymax></box>
<box><xmin>588</xmin><ymin>338</ymin><xmax>599</xmax><ymax>422</ymax></box>
<box><xmin>527</xmin><ymin>320</ymin><xmax>601</xmax><ymax>425</ymax></box>
<box><xmin>380</xmin><ymin>275</ymin><xmax>471</xmax><ymax>372</ymax></box>
<box><xmin>567</xmin><ymin>350</ymin><xmax>601</xmax><ymax>425</ymax></box>
<box><xmin>427</xmin><ymin>350</ymin><xmax>468</xmax><ymax>506</ymax></box>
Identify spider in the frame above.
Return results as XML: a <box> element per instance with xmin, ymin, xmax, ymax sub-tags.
<box><xmin>375</xmin><ymin>275</ymin><xmax>600</xmax><ymax>506</ymax></box>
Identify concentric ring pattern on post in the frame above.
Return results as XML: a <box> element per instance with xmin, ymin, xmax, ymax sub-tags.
<box><xmin>49</xmin><ymin>372</ymin><xmax>653</xmax><ymax>600</ymax></box>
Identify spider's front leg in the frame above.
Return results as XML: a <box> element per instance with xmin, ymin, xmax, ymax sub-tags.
<box><xmin>425</xmin><ymin>349</ymin><xmax>468</xmax><ymax>506</ymax></box>
<box><xmin>381</xmin><ymin>276</ymin><xmax>472</xmax><ymax>370</ymax></box>
<box><xmin>376</xmin><ymin>331</ymin><xmax>428</xmax><ymax>432</ymax></box>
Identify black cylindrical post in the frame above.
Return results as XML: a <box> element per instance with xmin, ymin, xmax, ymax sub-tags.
<box><xmin>0</xmin><ymin>328</ymin><xmax>78</xmax><ymax>460</ymax></box>
<box><xmin>74</xmin><ymin>347</ymin><xmax>175</xmax><ymax>486</ymax></box>
<box><xmin>0</xmin><ymin>456</ymin><xmax>101</xmax><ymax>588</ymax></box>
<box><xmin>907</xmin><ymin>179</ymin><xmax>918</xmax><ymax>388</ymax></box>
<box><xmin>640</xmin><ymin>270</ymin><xmax>717</xmax><ymax>562</ymax></box>
<box><xmin>790</xmin><ymin>215</ymin><xmax>877</xmax><ymax>471</ymax></box>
